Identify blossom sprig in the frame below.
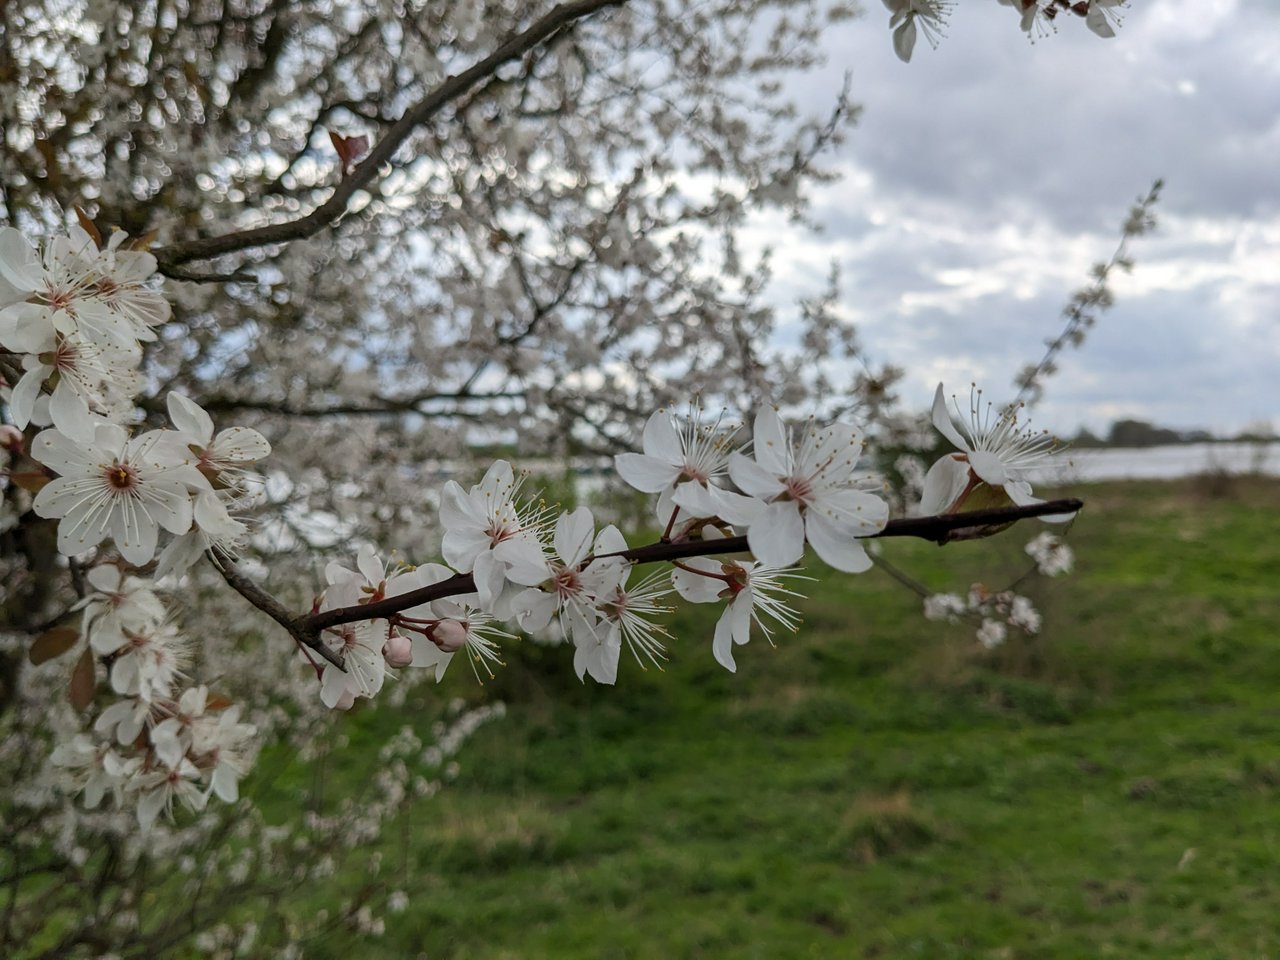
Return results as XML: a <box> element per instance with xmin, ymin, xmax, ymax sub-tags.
<box><xmin>919</xmin><ymin>383</ymin><xmax>1071</xmax><ymax>522</ymax></box>
<box><xmin>922</xmin><ymin>584</ymin><xmax>1044</xmax><ymax>649</ymax></box>
<box><xmin>0</xmin><ymin>225</ymin><xmax>167</xmax><ymax>440</ymax></box>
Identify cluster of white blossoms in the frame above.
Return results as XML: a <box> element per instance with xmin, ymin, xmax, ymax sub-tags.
<box><xmin>48</xmin><ymin>568</ymin><xmax>258</xmax><ymax>827</ymax></box>
<box><xmin>3</xmin><ymin>226</ymin><xmax>271</xmax><ymax>827</ymax></box>
<box><xmin>8</xmin><ymin>225</ymin><xmax>1075</xmax><ymax>831</ymax></box>
<box><xmin>883</xmin><ymin>0</ymin><xmax>1126</xmax><ymax>61</ymax></box>
<box><xmin>1025</xmin><ymin>531</ymin><xmax>1075</xmax><ymax>577</ymax></box>
<box><xmin>923</xmin><ymin>585</ymin><xmax>1043</xmax><ymax>649</ymax></box>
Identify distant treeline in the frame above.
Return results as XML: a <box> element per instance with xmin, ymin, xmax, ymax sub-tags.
<box><xmin>1071</xmin><ymin>419</ymin><xmax>1277</xmax><ymax>448</ymax></box>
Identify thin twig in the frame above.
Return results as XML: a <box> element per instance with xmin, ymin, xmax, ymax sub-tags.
<box><xmin>209</xmin><ymin>549</ymin><xmax>344</xmax><ymax>669</ymax></box>
<box><xmin>153</xmin><ymin>0</ymin><xmax>630</xmax><ymax>272</ymax></box>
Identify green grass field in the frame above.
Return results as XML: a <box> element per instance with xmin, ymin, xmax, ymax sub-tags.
<box><xmin>263</xmin><ymin>476</ymin><xmax>1280</xmax><ymax>959</ymax></box>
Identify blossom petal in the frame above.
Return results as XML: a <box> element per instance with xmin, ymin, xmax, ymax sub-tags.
<box><xmin>49</xmin><ymin>383</ymin><xmax>98</xmax><ymax>443</ymax></box>
<box><xmin>614</xmin><ymin>453</ymin><xmax>681</xmax><ymax>493</ymax></box>
<box><xmin>707</xmin><ymin>486</ymin><xmax>766</xmax><ymax>528</ymax></box>
<box><xmin>141</xmin><ymin>479</ymin><xmax>195</xmax><ymax>535</ymax></box>
<box><xmin>111</xmin><ymin>503</ymin><xmax>160</xmax><ymax>566</ymax></box>
<box><xmin>729</xmin><ymin>589</ymin><xmax>753</xmax><ymax>647</ymax></box>
<box><xmin>0</xmin><ymin>302</ymin><xmax>54</xmax><ymax>352</ymax></box>
<box><xmin>711</xmin><ymin>608</ymin><xmax>737</xmax><ymax>673</ymax></box>
<box><xmin>931</xmin><ymin>384</ymin><xmax>970</xmax><ymax>452</ymax></box>
<box><xmin>356</xmin><ymin>544</ymin><xmax>384</xmax><ymax>585</ymax></box>
<box><xmin>746</xmin><ymin>500</ymin><xmax>804</xmax><ymax>567</ymax></box>
<box><xmin>9</xmin><ymin>367</ymin><xmax>45</xmax><ymax>430</ymax></box>
<box><xmin>671</xmin><ymin>558</ymin><xmax>725</xmax><ymax>603</ymax></box>
<box><xmin>0</xmin><ymin>227</ymin><xmax>40</xmax><ymax>290</ymax></box>
<box><xmin>967</xmin><ymin>450</ymin><xmax>1009</xmax><ymax>487</ymax></box>
<box><xmin>438</xmin><ymin>480</ymin><xmax>484</xmax><ymax>532</ymax></box>
<box><xmin>554</xmin><ymin>506</ymin><xmax>595</xmax><ymax>566</ymax></box>
<box><xmin>892</xmin><ymin>15</ymin><xmax>917</xmax><ymax>62</ymax></box>
<box><xmin>410</xmin><ymin>638</ymin><xmax>452</xmax><ymax>681</ymax></box>
<box><xmin>211</xmin><ymin>426</ymin><xmax>271</xmax><ymax>464</ymax></box>
<box><xmin>751</xmin><ymin>406</ymin><xmax>790</xmax><ymax>475</ymax></box>
<box><xmin>919</xmin><ymin>454</ymin><xmax>971</xmax><ymax>516</ymax></box>
<box><xmin>166</xmin><ymin>393</ymin><xmax>215</xmax><ymax>446</ymax></box>
<box><xmin>804</xmin><ymin>421</ymin><xmax>863</xmax><ymax>480</ymax></box>
<box><xmin>594</xmin><ymin>523</ymin><xmax>628</xmax><ymax>556</ymax></box>
<box><xmin>805</xmin><ymin>513</ymin><xmax>873</xmax><ymax>573</ymax></box>
<box><xmin>813</xmin><ymin>488</ymin><xmax>889</xmax><ymax>537</ymax></box>
<box><xmin>641</xmin><ymin>409</ymin><xmax>683</xmax><ymax>463</ymax></box>
<box><xmin>728</xmin><ymin>451</ymin><xmax>784</xmax><ymax>499</ymax></box>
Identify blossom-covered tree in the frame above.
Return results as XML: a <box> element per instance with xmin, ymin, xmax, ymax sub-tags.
<box><xmin>0</xmin><ymin>0</ymin><xmax>1139</xmax><ymax>955</ymax></box>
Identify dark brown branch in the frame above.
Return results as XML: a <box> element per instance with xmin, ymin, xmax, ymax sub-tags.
<box><xmin>154</xmin><ymin>0</ymin><xmax>630</xmax><ymax>272</ymax></box>
<box><xmin>306</xmin><ymin>498</ymin><xmax>1083</xmax><ymax>635</ymax></box>
<box><xmin>209</xmin><ymin>549</ymin><xmax>344</xmax><ymax>669</ymax></box>
<box><xmin>192</xmin><ymin>389</ymin><xmax>523</xmax><ymax>419</ymax></box>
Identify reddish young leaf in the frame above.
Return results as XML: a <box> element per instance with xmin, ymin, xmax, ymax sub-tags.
<box><xmin>9</xmin><ymin>457</ymin><xmax>50</xmax><ymax>493</ymax></box>
<box><xmin>29</xmin><ymin>627</ymin><xmax>80</xmax><ymax>665</ymax></box>
<box><xmin>328</xmin><ymin>130</ymin><xmax>370</xmax><ymax>177</ymax></box>
<box><xmin>205</xmin><ymin>693</ymin><xmax>234</xmax><ymax>712</ymax></box>
<box><xmin>69</xmin><ymin>648</ymin><xmax>96</xmax><ymax>711</ymax></box>
<box><xmin>74</xmin><ymin>205</ymin><xmax>103</xmax><ymax>248</ymax></box>
<box><xmin>127</xmin><ymin>228</ymin><xmax>159</xmax><ymax>251</ymax></box>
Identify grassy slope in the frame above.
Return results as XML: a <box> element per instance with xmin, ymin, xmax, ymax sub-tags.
<box><xmin>277</xmin><ymin>478</ymin><xmax>1280</xmax><ymax>960</ymax></box>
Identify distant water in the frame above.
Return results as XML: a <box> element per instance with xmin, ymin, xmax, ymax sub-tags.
<box><xmin>1026</xmin><ymin>442</ymin><xmax>1279</xmax><ymax>484</ymax></box>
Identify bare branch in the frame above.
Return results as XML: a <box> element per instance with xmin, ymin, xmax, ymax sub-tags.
<box><xmin>209</xmin><ymin>549</ymin><xmax>344</xmax><ymax>669</ymax></box>
<box><xmin>153</xmin><ymin>0</ymin><xmax>631</xmax><ymax>273</ymax></box>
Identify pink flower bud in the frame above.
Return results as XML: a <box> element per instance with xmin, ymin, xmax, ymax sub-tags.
<box><xmin>432</xmin><ymin>619</ymin><xmax>468</xmax><ymax>653</ymax></box>
<box><xmin>0</xmin><ymin>424</ymin><xmax>23</xmax><ymax>452</ymax></box>
<box><xmin>332</xmin><ymin>689</ymin><xmax>356</xmax><ymax>711</ymax></box>
<box><xmin>383</xmin><ymin>633</ymin><xmax>413</xmax><ymax>668</ymax></box>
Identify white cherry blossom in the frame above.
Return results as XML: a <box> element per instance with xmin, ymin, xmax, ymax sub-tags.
<box><xmin>728</xmin><ymin>407</ymin><xmax>888</xmax><ymax>573</ymax></box>
<box><xmin>672</xmin><ymin>550</ymin><xmax>808</xmax><ymax>673</ymax></box>
<box><xmin>882</xmin><ymin>0</ymin><xmax>953</xmax><ymax>61</ymax></box>
<box><xmin>585</xmin><ymin>568</ymin><xmax>674</xmax><ymax>683</ymax></box>
<box><xmin>103</xmin><ymin>621</ymin><xmax>190</xmax><ymax>703</ymax></box>
<box><xmin>32</xmin><ymin>424</ymin><xmax>206</xmax><ymax>565</ymax></box>
<box><xmin>49</xmin><ymin>734</ymin><xmax>140</xmax><ymax>809</ymax></box>
<box><xmin>7</xmin><ymin>331</ymin><xmax>140</xmax><ymax>441</ymax></box>
<box><xmin>438</xmin><ymin>460</ymin><xmax>549</xmax><ymax>611</ymax></box>
<box><xmin>75</xmin><ymin>564</ymin><xmax>166</xmax><ymax>645</ymax></box>
<box><xmin>135</xmin><ymin>757</ymin><xmax>207</xmax><ymax>829</ymax></box>
<box><xmin>507</xmin><ymin>508</ymin><xmax>629</xmax><ymax>658</ymax></box>
<box><xmin>165</xmin><ymin>392</ymin><xmax>271</xmax><ymax>487</ymax></box>
<box><xmin>1085</xmin><ymin>0</ymin><xmax>1125</xmax><ymax>39</ymax></box>
<box><xmin>403</xmin><ymin>564</ymin><xmax>514</xmax><ymax>682</ymax></box>
<box><xmin>615</xmin><ymin>407</ymin><xmax>756</xmax><ymax>528</ymax></box>
<box><xmin>318</xmin><ymin>620</ymin><xmax>388</xmax><ymax>708</ymax></box>
<box><xmin>0</xmin><ymin>226</ymin><xmax>137</xmax><ymax>352</ymax></box>
<box><xmin>920</xmin><ymin>383</ymin><xmax>1070</xmax><ymax>521</ymax></box>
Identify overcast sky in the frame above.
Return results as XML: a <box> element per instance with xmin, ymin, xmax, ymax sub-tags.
<box><xmin>750</xmin><ymin>0</ymin><xmax>1280</xmax><ymax>436</ymax></box>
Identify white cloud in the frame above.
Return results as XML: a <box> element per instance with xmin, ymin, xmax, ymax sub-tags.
<box><xmin>744</xmin><ymin>1</ymin><xmax>1280</xmax><ymax>435</ymax></box>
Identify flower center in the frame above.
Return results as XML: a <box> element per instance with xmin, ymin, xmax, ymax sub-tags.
<box><xmin>681</xmin><ymin>464</ymin><xmax>709</xmax><ymax>484</ymax></box>
<box><xmin>103</xmin><ymin>463</ymin><xmax>138</xmax><ymax>492</ymax></box>
<box><xmin>52</xmin><ymin>338</ymin><xmax>81</xmax><ymax>371</ymax></box>
<box><xmin>781</xmin><ymin>475</ymin><xmax>813</xmax><ymax>505</ymax></box>
<box><xmin>553</xmin><ymin>566</ymin><xmax>582</xmax><ymax>598</ymax></box>
<box><xmin>45</xmin><ymin>284</ymin><xmax>73</xmax><ymax>311</ymax></box>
